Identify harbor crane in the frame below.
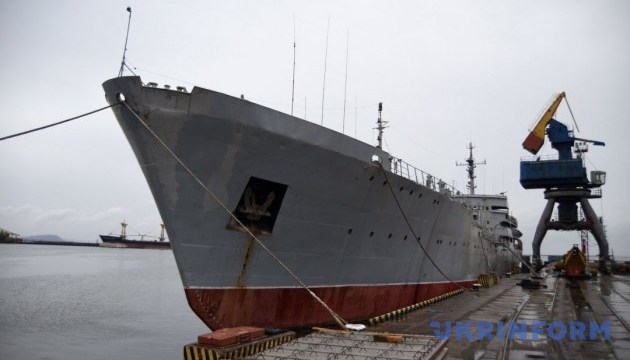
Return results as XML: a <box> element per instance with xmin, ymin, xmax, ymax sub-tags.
<box><xmin>520</xmin><ymin>92</ymin><xmax>609</xmax><ymax>272</ymax></box>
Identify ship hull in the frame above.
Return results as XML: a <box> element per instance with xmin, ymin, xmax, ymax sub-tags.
<box><xmin>103</xmin><ymin>76</ymin><xmax>515</xmax><ymax>330</ymax></box>
<box><xmin>186</xmin><ymin>281</ymin><xmax>472</xmax><ymax>329</ymax></box>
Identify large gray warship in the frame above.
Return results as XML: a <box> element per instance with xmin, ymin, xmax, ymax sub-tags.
<box><xmin>103</xmin><ymin>76</ymin><xmax>521</xmax><ymax>330</ymax></box>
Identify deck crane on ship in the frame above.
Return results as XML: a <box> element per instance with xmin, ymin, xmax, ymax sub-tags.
<box><xmin>520</xmin><ymin>92</ymin><xmax>609</xmax><ymax>272</ymax></box>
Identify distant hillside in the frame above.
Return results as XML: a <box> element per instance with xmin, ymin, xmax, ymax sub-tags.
<box><xmin>24</xmin><ymin>234</ymin><xmax>64</xmax><ymax>242</ymax></box>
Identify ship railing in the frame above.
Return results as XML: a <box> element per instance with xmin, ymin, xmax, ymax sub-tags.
<box><xmin>521</xmin><ymin>153</ymin><xmax>586</xmax><ymax>162</ymax></box>
<box><xmin>520</xmin><ymin>154</ymin><xmax>560</xmax><ymax>162</ymax></box>
<box><xmin>390</xmin><ymin>157</ymin><xmax>462</xmax><ymax>196</ymax></box>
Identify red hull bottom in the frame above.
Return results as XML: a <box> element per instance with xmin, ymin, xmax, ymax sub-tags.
<box><xmin>185</xmin><ymin>281</ymin><xmax>474</xmax><ymax>330</ymax></box>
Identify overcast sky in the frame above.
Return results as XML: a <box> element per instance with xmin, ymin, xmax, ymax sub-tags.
<box><xmin>1</xmin><ymin>0</ymin><xmax>629</xmax><ymax>257</ymax></box>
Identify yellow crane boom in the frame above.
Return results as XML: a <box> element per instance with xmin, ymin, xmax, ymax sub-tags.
<box><xmin>522</xmin><ymin>92</ymin><xmax>566</xmax><ymax>155</ymax></box>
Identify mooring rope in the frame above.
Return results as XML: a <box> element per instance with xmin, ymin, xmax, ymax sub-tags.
<box><xmin>0</xmin><ymin>103</ymin><xmax>122</xmax><ymax>142</ymax></box>
<box><xmin>378</xmin><ymin>162</ymin><xmax>469</xmax><ymax>291</ymax></box>
<box><xmin>121</xmin><ymin>101</ymin><xmax>349</xmax><ymax>329</ymax></box>
<box><xmin>478</xmin><ymin>229</ymin><xmax>492</xmax><ymax>273</ymax></box>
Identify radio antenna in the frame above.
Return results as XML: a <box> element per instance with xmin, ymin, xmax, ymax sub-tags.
<box><xmin>342</xmin><ymin>30</ymin><xmax>349</xmax><ymax>134</ymax></box>
<box><xmin>354</xmin><ymin>94</ymin><xmax>358</xmax><ymax>138</ymax></box>
<box><xmin>291</xmin><ymin>14</ymin><xmax>296</xmax><ymax>116</ymax></box>
<box><xmin>320</xmin><ymin>17</ymin><xmax>330</xmax><ymax>126</ymax></box>
<box><xmin>118</xmin><ymin>7</ymin><xmax>133</xmax><ymax>77</ymax></box>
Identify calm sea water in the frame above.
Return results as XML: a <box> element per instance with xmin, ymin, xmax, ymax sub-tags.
<box><xmin>0</xmin><ymin>244</ymin><xmax>208</xmax><ymax>360</ymax></box>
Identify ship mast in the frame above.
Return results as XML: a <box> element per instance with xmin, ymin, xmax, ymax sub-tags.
<box><xmin>456</xmin><ymin>143</ymin><xmax>486</xmax><ymax>195</ymax></box>
<box><xmin>117</xmin><ymin>7</ymin><xmax>133</xmax><ymax>77</ymax></box>
<box><xmin>376</xmin><ymin>102</ymin><xmax>387</xmax><ymax>149</ymax></box>
<box><xmin>120</xmin><ymin>220</ymin><xmax>128</xmax><ymax>240</ymax></box>
<box><xmin>159</xmin><ymin>224</ymin><xmax>166</xmax><ymax>242</ymax></box>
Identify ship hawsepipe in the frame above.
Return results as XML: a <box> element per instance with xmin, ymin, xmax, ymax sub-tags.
<box><xmin>103</xmin><ymin>76</ymin><xmax>516</xmax><ymax>329</ymax></box>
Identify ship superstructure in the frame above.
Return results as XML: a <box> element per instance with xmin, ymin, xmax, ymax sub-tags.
<box><xmin>452</xmin><ymin>144</ymin><xmax>523</xmax><ymax>274</ymax></box>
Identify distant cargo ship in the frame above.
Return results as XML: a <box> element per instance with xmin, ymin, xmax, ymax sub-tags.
<box><xmin>103</xmin><ymin>76</ymin><xmax>522</xmax><ymax>330</ymax></box>
<box><xmin>99</xmin><ymin>222</ymin><xmax>170</xmax><ymax>249</ymax></box>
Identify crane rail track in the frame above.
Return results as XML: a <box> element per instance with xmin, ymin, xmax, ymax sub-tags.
<box><xmin>497</xmin><ymin>274</ymin><xmax>560</xmax><ymax>360</ymax></box>
<box><xmin>599</xmin><ymin>276</ymin><xmax>630</xmax><ymax>334</ymax></box>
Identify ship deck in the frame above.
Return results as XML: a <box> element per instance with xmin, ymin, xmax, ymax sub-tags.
<box><xmin>189</xmin><ymin>271</ymin><xmax>630</xmax><ymax>359</ymax></box>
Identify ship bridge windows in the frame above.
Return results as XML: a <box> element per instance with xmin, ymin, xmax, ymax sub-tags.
<box><xmin>491</xmin><ymin>205</ymin><xmax>509</xmax><ymax>213</ymax></box>
<box><xmin>227</xmin><ymin>176</ymin><xmax>288</xmax><ymax>235</ymax></box>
